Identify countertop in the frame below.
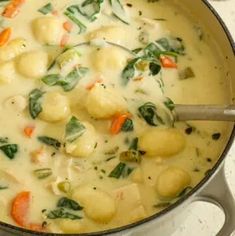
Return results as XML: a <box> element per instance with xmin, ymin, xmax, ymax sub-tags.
<box><xmin>172</xmin><ymin>1</ymin><xmax>235</xmax><ymax>235</ymax></box>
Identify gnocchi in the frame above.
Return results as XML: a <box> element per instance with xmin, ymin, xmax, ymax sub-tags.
<box><xmin>65</xmin><ymin>122</ymin><xmax>97</xmax><ymax>158</ymax></box>
<box><xmin>58</xmin><ymin>219</ymin><xmax>87</xmax><ymax>233</ymax></box>
<box><xmin>85</xmin><ymin>83</ymin><xmax>127</xmax><ymax>119</ymax></box>
<box><xmin>16</xmin><ymin>51</ymin><xmax>48</xmax><ymax>78</ymax></box>
<box><xmin>91</xmin><ymin>47</ymin><xmax>128</xmax><ymax>72</ymax></box>
<box><xmin>87</xmin><ymin>26</ymin><xmax>127</xmax><ymax>44</ymax></box>
<box><xmin>39</xmin><ymin>92</ymin><xmax>70</xmax><ymax>122</ymax></box>
<box><xmin>156</xmin><ymin>167</ymin><xmax>191</xmax><ymax>199</ymax></box>
<box><xmin>0</xmin><ymin>61</ymin><xmax>15</xmax><ymax>84</ymax></box>
<box><xmin>0</xmin><ymin>38</ymin><xmax>27</xmax><ymax>62</ymax></box>
<box><xmin>73</xmin><ymin>185</ymin><xmax>116</xmax><ymax>223</ymax></box>
<box><xmin>139</xmin><ymin>128</ymin><xmax>186</xmax><ymax>157</ymax></box>
<box><xmin>4</xmin><ymin>95</ymin><xmax>27</xmax><ymax>112</ymax></box>
<box><xmin>32</xmin><ymin>17</ymin><xmax>63</xmax><ymax>45</ymax></box>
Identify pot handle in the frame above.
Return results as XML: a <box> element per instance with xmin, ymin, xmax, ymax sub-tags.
<box><xmin>195</xmin><ymin>166</ymin><xmax>235</xmax><ymax>236</ymax></box>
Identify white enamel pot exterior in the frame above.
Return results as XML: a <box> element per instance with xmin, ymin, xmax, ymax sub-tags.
<box><xmin>0</xmin><ymin>1</ymin><xmax>234</xmax><ymax>236</ymax></box>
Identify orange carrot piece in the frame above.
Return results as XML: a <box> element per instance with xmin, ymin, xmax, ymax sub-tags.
<box><xmin>11</xmin><ymin>191</ymin><xmax>30</xmax><ymax>227</ymax></box>
<box><xmin>24</xmin><ymin>126</ymin><xmax>35</xmax><ymax>138</ymax></box>
<box><xmin>86</xmin><ymin>78</ymin><xmax>103</xmax><ymax>90</ymax></box>
<box><xmin>2</xmin><ymin>0</ymin><xmax>25</xmax><ymax>18</ymax></box>
<box><xmin>110</xmin><ymin>113</ymin><xmax>131</xmax><ymax>135</ymax></box>
<box><xmin>0</xmin><ymin>28</ymin><xmax>11</xmax><ymax>46</ymax></box>
<box><xmin>60</xmin><ymin>34</ymin><xmax>70</xmax><ymax>48</ymax></box>
<box><xmin>160</xmin><ymin>56</ymin><xmax>177</xmax><ymax>68</ymax></box>
<box><xmin>63</xmin><ymin>21</ymin><xmax>73</xmax><ymax>33</ymax></box>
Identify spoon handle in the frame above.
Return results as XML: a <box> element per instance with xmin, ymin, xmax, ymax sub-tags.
<box><xmin>174</xmin><ymin>104</ymin><xmax>235</xmax><ymax>121</ymax></box>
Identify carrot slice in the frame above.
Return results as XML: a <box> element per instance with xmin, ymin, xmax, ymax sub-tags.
<box><xmin>11</xmin><ymin>191</ymin><xmax>30</xmax><ymax>227</ymax></box>
<box><xmin>160</xmin><ymin>56</ymin><xmax>177</xmax><ymax>68</ymax></box>
<box><xmin>63</xmin><ymin>21</ymin><xmax>73</xmax><ymax>33</ymax></box>
<box><xmin>23</xmin><ymin>126</ymin><xmax>35</xmax><ymax>138</ymax></box>
<box><xmin>0</xmin><ymin>28</ymin><xmax>11</xmax><ymax>47</ymax></box>
<box><xmin>2</xmin><ymin>0</ymin><xmax>25</xmax><ymax>18</ymax></box>
<box><xmin>110</xmin><ymin>113</ymin><xmax>131</xmax><ymax>135</ymax></box>
<box><xmin>60</xmin><ymin>34</ymin><xmax>70</xmax><ymax>48</ymax></box>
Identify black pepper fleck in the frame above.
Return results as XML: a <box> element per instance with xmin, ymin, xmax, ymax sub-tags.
<box><xmin>212</xmin><ymin>133</ymin><xmax>221</xmax><ymax>140</ymax></box>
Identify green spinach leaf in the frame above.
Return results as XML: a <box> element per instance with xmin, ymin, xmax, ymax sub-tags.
<box><xmin>29</xmin><ymin>89</ymin><xmax>44</xmax><ymax>119</ymax></box>
<box><xmin>0</xmin><ymin>144</ymin><xmax>18</xmax><ymax>159</ymax></box>
<box><xmin>38</xmin><ymin>136</ymin><xmax>61</xmax><ymax>150</ymax></box>
<box><xmin>57</xmin><ymin>197</ymin><xmax>83</xmax><ymax>211</ymax></box>
<box><xmin>47</xmin><ymin>208</ymin><xmax>82</xmax><ymax>220</ymax></box>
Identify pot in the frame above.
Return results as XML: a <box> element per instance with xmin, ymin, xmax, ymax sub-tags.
<box><xmin>0</xmin><ymin>0</ymin><xmax>234</xmax><ymax>235</ymax></box>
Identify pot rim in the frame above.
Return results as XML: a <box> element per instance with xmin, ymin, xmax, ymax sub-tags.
<box><xmin>1</xmin><ymin>1</ymin><xmax>235</xmax><ymax>235</ymax></box>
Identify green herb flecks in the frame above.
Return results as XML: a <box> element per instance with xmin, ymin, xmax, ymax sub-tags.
<box><xmin>47</xmin><ymin>208</ymin><xmax>82</xmax><ymax>220</ymax></box>
<box><xmin>28</xmin><ymin>89</ymin><xmax>44</xmax><ymax>119</ymax></box>
<box><xmin>38</xmin><ymin>136</ymin><xmax>61</xmax><ymax>150</ymax></box>
<box><xmin>65</xmin><ymin>116</ymin><xmax>86</xmax><ymax>143</ymax></box>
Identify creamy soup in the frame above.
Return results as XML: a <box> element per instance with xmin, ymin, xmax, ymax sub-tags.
<box><xmin>0</xmin><ymin>0</ymin><xmax>233</xmax><ymax>234</ymax></box>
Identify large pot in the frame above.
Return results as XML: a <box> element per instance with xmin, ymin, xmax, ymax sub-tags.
<box><xmin>0</xmin><ymin>0</ymin><xmax>235</xmax><ymax>236</ymax></box>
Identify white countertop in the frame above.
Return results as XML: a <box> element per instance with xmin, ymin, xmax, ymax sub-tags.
<box><xmin>172</xmin><ymin>1</ymin><xmax>235</xmax><ymax>235</ymax></box>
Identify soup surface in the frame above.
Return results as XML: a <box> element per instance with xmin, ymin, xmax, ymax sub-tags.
<box><xmin>0</xmin><ymin>0</ymin><xmax>232</xmax><ymax>233</ymax></box>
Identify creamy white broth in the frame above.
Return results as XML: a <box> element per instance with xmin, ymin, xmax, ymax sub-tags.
<box><xmin>0</xmin><ymin>0</ymin><xmax>232</xmax><ymax>233</ymax></box>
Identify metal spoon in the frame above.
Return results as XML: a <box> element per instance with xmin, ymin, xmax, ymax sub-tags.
<box><xmin>71</xmin><ymin>41</ymin><xmax>235</xmax><ymax>122</ymax></box>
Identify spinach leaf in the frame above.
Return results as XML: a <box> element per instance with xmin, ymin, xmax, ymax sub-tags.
<box><xmin>41</xmin><ymin>74</ymin><xmax>60</xmax><ymax>86</ymax></box>
<box><xmin>42</xmin><ymin>67</ymin><xmax>88</xmax><ymax>92</ymax></box>
<box><xmin>57</xmin><ymin>197</ymin><xmax>83</xmax><ymax>211</ymax></box>
<box><xmin>109</xmin><ymin>0</ymin><xmax>130</xmax><ymax>24</ymax></box>
<box><xmin>34</xmin><ymin>168</ymin><xmax>52</xmax><ymax>179</ymax></box>
<box><xmin>38</xmin><ymin>3</ymin><xmax>53</xmax><ymax>15</ymax></box>
<box><xmin>65</xmin><ymin>116</ymin><xmax>86</xmax><ymax>143</ymax></box>
<box><xmin>29</xmin><ymin>89</ymin><xmax>44</xmax><ymax>119</ymax></box>
<box><xmin>164</xmin><ymin>97</ymin><xmax>175</xmax><ymax>111</ymax></box>
<box><xmin>38</xmin><ymin>136</ymin><xmax>61</xmax><ymax>150</ymax></box>
<box><xmin>149</xmin><ymin>62</ymin><xmax>161</xmax><ymax>76</ymax></box>
<box><xmin>58</xmin><ymin>67</ymin><xmax>88</xmax><ymax>92</ymax></box>
<box><xmin>156</xmin><ymin>37</ymin><xmax>185</xmax><ymax>55</ymax></box>
<box><xmin>0</xmin><ymin>137</ymin><xmax>8</xmax><ymax>144</ymax></box>
<box><xmin>121</xmin><ymin>118</ymin><xmax>134</xmax><ymax>132</ymax></box>
<box><xmin>129</xmin><ymin>137</ymin><xmax>138</xmax><ymax>150</ymax></box>
<box><xmin>108</xmin><ymin>162</ymin><xmax>134</xmax><ymax>179</ymax></box>
<box><xmin>78</xmin><ymin>0</ymin><xmax>104</xmax><ymax>22</ymax></box>
<box><xmin>64</xmin><ymin>10</ymin><xmax>86</xmax><ymax>34</ymax></box>
<box><xmin>0</xmin><ymin>144</ymin><xmax>18</xmax><ymax>159</ymax></box>
<box><xmin>121</xmin><ymin>58</ymin><xmax>139</xmax><ymax>85</ymax></box>
<box><xmin>47</xmin><ymin>208</ymin><xmax>82</xmax><ymax>220</ymax></box>
<box><xmin>138</xmin><ymin>102</ymin><xmax>164</xmax><ymax>126</ymax></box>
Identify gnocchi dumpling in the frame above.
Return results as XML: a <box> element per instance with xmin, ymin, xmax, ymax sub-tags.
<box><xmin>0</xmin><ymin>61</ymin><xmax>15</xmax><ymax>84</ymax></box>
<box><xmin>65</xmin><ymin>122</ymin><xmax>97</xmax><ymax>158</ymax></box>
<box><xmin>39</xmin><ymin>92</ymin><xmax>70</xmax><ymax>122</ymax></box>
<box><xmin>87</xmin><ymin>25</ymin><xmax>127</xmax><ymax>44</ymax></box>
<box><xmin>16</xmin><ymin>51</ymin><xmax>48</xmax><ymax>78</ymax></box>
<box><xmin>58</xmin><ymin>219</ymin><xmax>87</xmax><ymax>233</ymax></box>
<box><xmin>85</xmin><ymin>83</ymin><xmax>127</xmax><ymax>119</ymax></box>
<box><xmin>91</xmin><ymin>47</ymin><xmax>128</xmax><ymax>72</ymax></box>
<box><xmin>32</xmin><ymin>17</ymin><xmax>63</xmax><ymax>45</ymax></box>
<box><xmin>156</xmin><ymin>167</ymin><xmax>191</xmax><ymax>199</ymax></box>
<box><xmin>139</xmin><ymin>128</ymin><xmax>186</xmax><ymax>157</ymax></box>
<box><xmin>0</xmin><ymin>38</ymin><xmax>27</xmax><ymax>62</ymax></box>
<box><xmin>112</xmin><ymin>183</ymin><xmax>146</xmax><ymax>223</ymax></box>
<box><xmin>73</xmin><ymin>185</ymin><xmax>116</xmax><ymax>223</ymax></box>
